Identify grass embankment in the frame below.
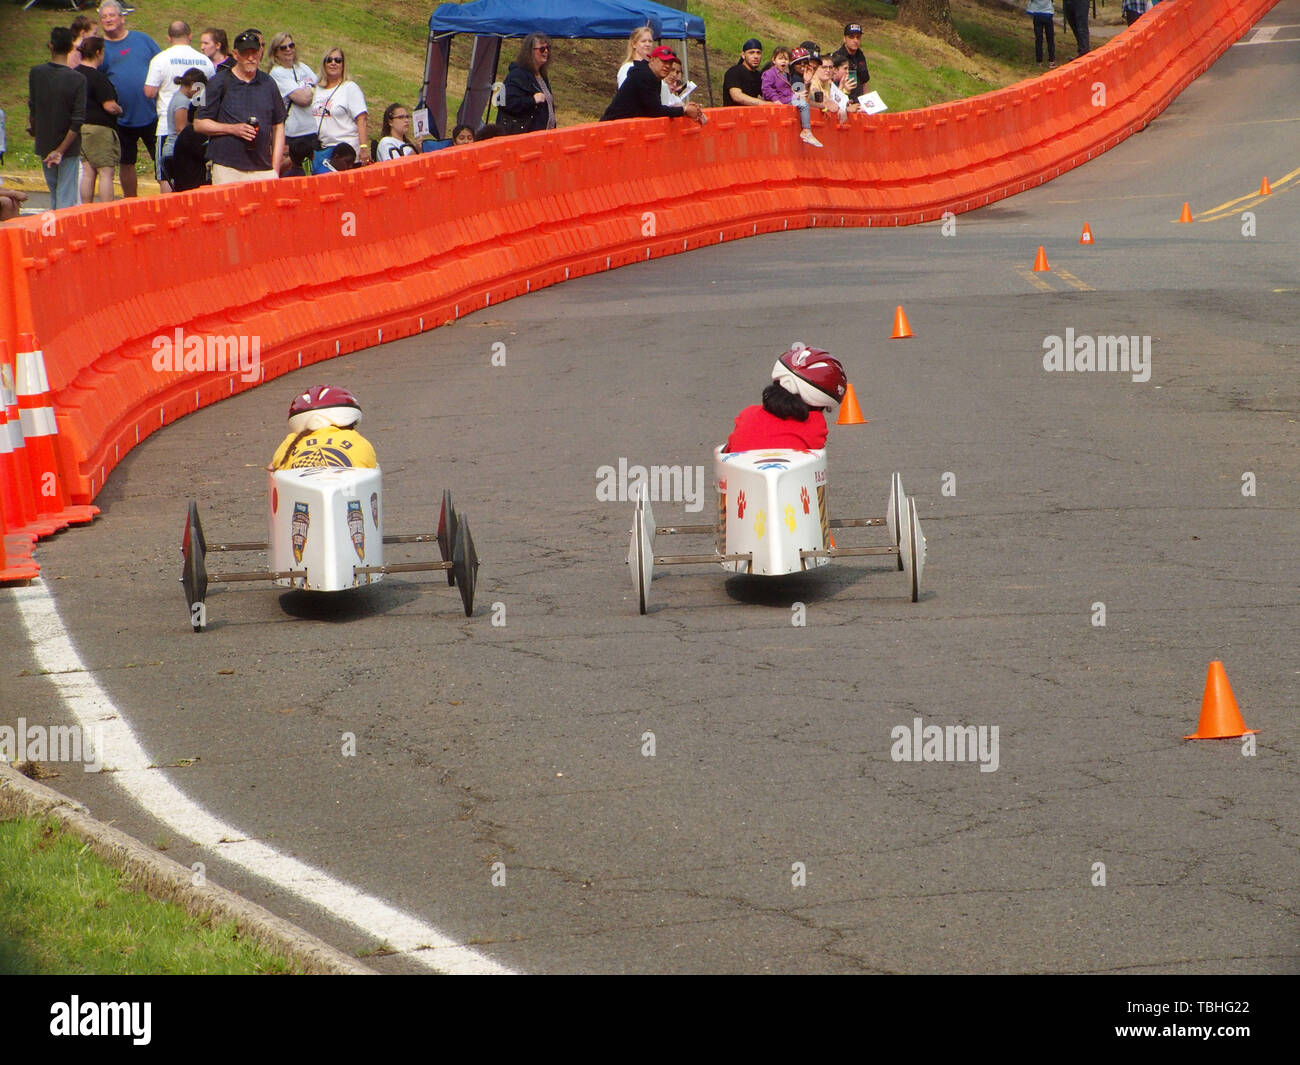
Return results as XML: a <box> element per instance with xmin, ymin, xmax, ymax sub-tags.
<box><xmin>1</xmin><ymin>0</ymin><xmax>1087</xmax><ymax>187</ymax></box>
<box><xmin>0</xmin><ymin>816</ymin><xmax>300</xmax><ymax>974</ymax></box>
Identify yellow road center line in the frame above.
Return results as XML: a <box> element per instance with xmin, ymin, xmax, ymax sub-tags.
<box><xmin>1015</xmin><ymin>265</ymin><xmax>1056</xmax><ymax>292</ymax></box>
<box><xmin>1194</xmin><ymin>165</ymin><xmax>1300</xmax><ymax>218</ymax></box>
<box><xmin>1055</xmin><ymin>269</ymin><xmax>1094</xmax><ymax>292</ymax></box>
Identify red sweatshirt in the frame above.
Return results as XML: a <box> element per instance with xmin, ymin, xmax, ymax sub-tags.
<box><xmin>725</xmin><ymin>406</ymin><xmax>827</xmax><ymax>452</ymax></box>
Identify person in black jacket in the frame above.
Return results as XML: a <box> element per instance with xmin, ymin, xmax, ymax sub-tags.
<box><xmin>499</xmin><ymin>33</ymin><xmax>556</xmax><ymax>134</ymax></box>
<box><xmin>169</xmin><ymin>67</ymin><xmax>210</xmax><ymax>191</ymax></box>
<box><xmin>601</xmin><ymin>46</ymin><xmax>703</xmax><ymax>124</ymax></box>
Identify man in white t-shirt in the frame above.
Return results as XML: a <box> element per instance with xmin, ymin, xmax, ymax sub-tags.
<box><xmin>266</xmin><ymin>33</ymin><xmax>316</xmax><ymax>176</ymax></box>
<box><xmin>144</xmin><ymin>20</ymin><xmax>214</xmax><ymax>191</ymax></box>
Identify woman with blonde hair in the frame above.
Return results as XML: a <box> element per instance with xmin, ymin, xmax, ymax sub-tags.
<box><xmin>266</xmin><ymin>31</ymin><xmax>317</xmax><ymax>175</ymax></box>
<box><xmin>617</xmin><ymin>26</ymin><xmax>655</xmax><ymax>87</ymax></box>
<box><xmin>310</xmin><ymin>47</ymin><xmax>369</xmax><ymax>171</ymax></box>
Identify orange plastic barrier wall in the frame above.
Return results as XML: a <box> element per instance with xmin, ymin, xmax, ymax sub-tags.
<box><xmin>0</xmin><ymin>0</ymin><xmax>1277</xmax><ymax>526</ymax></box>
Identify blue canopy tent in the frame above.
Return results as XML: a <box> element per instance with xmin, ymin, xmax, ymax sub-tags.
<box><xmin>420</xmin><ymin>0</ymin><xmax>710</xmax><ymax>139</ymax></box>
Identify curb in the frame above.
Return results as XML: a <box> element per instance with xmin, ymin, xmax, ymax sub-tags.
<box><xmin>0</xmin><ymin>761</ymin><xmax>376</xmax><ymax>975</ymax></box>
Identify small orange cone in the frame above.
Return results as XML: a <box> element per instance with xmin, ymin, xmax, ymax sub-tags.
<box><xmin>1185</xmin><ymin>661</ymin><xmax>1259</xmax><ymax>740</ymax></box>
<box><xmin>836</xmin><ymin>383</ymin><xmax>867</xmax><ymax>425</ymax></box>
<box><xmin>890</xmin><ymin>306</ymin><xmax>913</xmax><ymax>339</ymax></box>
<box><xmin>1259</xmin><ymin>176</ymin><xmax>1271</xmax><ymax>195</ymax></box>
<box><xmin>1079</xmin><ymin>223</ymin><xmax>1093</xmax><ymax>245</ymax></box>
<box><xmin>1178</xmin><ymin>202</ymin><xmax>1193</xmax><ymax>223</ymax></box>
<box><xmin>1032</xmin><ymin>245</ymin><xmax>1050</xmax><ymax>271</ymax></box>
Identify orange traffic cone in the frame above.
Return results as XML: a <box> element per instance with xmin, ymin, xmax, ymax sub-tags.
<box><xmin>1032</xmin><ymin>245</ymin><xmax>1050</xmax><ymax>271</ymax></box>
<box><xmin>1079</xmin><ymin>223</ymin><xmax>1093</xmax><ymax>245</ymax></box>
<box><xmin>0</xmin><ymin>340</ymin><xmax>58</xmax><ymax>537</ymax></box>
<box><xmin>13</xmin><ymin>333</ymin><xmax>97</xmax><ymax>528</ymax></box>
<box><xmin>890</xmin><ymin>306</ymin><xmax>913</xmax><ymax>339</ymax></box>
<box><xmin>1178</xmin><ymin>202</ymin><xmax>1193</xmax><ymax>223</ymax></box>
<box><xmin>1259</xmin><ymin>177</ymin><xmax>1271</xmax><ymax>196</ymax></box>
<box><xmin>1185</xmin><ymin>661</ymin><xmax>1259</xmax><ymax>740</ymax></box>
<box><xmin>836</xmin><ymin>383</ymin><xmax>867</xmax><ymax>425</ymax></box>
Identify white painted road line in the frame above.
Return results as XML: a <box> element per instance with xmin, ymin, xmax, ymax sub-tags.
<box><xmin>1233</xmin><ymin>24</ymin><xmax>1300</xmax><ymax>43</ymax></box>
<box><xmin>8</xmin><ymin>578</ymin><xmax>515</xmax><ymax>976</ymax></box>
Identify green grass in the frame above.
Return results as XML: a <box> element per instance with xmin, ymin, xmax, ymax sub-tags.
<box><xmin>0</xmin><ymin>0</ymin><xmax>1049</xmax><ymax>181</ymax></box>
<box><xmin>0</xmin><ymin>817</ymin><xmax>301</xmax><ymax>974</ymax></box>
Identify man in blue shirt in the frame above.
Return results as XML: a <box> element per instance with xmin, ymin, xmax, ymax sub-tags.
<box><xmin>96</xmin><ymin>0</ymin><xmax>160</xmax><ymax>197</ymax></box>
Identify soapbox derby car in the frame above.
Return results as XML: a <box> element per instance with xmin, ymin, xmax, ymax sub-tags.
<box><xmin>627</xmin><ymin>447</ymin><xmax>926</xmax><ymax>613</ymax></box>
<box><xmin>180</xmin><ymin>466</ymin><xmax>479</xmax><ymax>630</ymax></box>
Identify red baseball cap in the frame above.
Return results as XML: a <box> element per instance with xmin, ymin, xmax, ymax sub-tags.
<box><xmin>649</xmin><ymin>46</ymin><xmax>678</xmax><ymax>62</ymax></box>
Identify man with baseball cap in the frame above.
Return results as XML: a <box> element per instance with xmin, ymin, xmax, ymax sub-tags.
<box><xmin>723</xmin><ymin>38</ymin><xmax>765</xmax><ymax>106</ymax></box>
<box><xmin>601</xmin><ymin>45</ymin><xmax>704</xmax><ymax>124</ymax></box>
<box><xmin>194</xmin><ymin>29</ymin><xmax>285</xmax><ymax>184</ymax></box>
<box><xmin>831</xmin><ymin>24</ymin><xmax>870</xmax><ymax>95</ymax></box>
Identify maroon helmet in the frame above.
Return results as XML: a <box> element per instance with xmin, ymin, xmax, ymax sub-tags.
<box><xmin>287</xmin><ymin>385</ymin><xmax>362</xmax><ymax>432</ymax></box>
<box><xmin>771</xmin><ymin>346</ymin><xmax>848</xmax><ymax>412</ymax></box>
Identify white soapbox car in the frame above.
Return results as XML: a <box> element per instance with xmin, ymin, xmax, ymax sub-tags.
<box><xmin>181</xmin><ymin>466</ymin><xmax>479</xmax><ymax>630</ymax></box>
<box><xmin>627</xmin><ymin>447</ymin><xmax>926</xmax><ymax>613</ymax></box>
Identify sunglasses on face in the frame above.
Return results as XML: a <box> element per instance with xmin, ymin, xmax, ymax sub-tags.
<box><xmin>277</xmin><ymin>43</ymin><xmax>295</xmax><ymax>51</ymax></box>
<box><xmin>324</xmin><ymin>56</ymin><xmax>344</xmax><ymax>64</ymax></box>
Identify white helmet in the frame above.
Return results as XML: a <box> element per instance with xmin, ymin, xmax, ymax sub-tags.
<box><xmin>770</xmin><ymin>346</ymin><xmax>848</xmax><ymax>413</ymax></box>
<box><xmin>286</xmin><ymin>385</ymin><xmax>363</xmax><ymax>433</ymax></box>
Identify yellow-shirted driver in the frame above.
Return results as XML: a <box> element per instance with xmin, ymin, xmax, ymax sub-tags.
<box><xmin>270</xmin><ymin>385</ymin><xmax>378</xmax><ymax>470</ymax></box>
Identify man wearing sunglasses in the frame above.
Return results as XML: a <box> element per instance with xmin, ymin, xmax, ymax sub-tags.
<box><xmin>194</xmin><ymin>28</ymin><xmax>285</xmax><ymax>184</ymax></box>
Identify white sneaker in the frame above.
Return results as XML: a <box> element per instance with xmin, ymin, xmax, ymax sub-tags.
<box><xmin>800</xmin><ymin>129</ymin><xmax>823</xmax><ymax>148</ymax></box>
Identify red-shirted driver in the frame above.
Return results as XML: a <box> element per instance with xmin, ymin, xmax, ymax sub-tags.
<box><xmin>725</xmin><ymin>345</ymin><xmax>848</xmax><ymax>452</ymax></box>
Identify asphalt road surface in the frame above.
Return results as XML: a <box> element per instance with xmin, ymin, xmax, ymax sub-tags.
<box><xmin>2</xmin><ymin>8</ymin><xmax>1297</xmax><ymax>974</ymax></box>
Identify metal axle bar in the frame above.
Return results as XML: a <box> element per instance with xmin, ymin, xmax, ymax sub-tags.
<box><xmin>209</xmin><ymin>568</ymin><xmax>307</xmax><ymax>583</ymax></box>
<box><xmin>829</xmin><ymin>517</ymin><xmax>887</xmax><ymax>528</ymax></box>
<box><xmin>209</xmin><ymin>540</ymin><xmax>269</xmax><ymax>553</ymax></box>
<box><xmin>658</xmin><ymin>517</ymin><xmax>886</xmax><ymax>535</ymax></box>
<box><xmin>801</xmin><ymin>546</ymin><xmax>898</xmax><ymax>559</ymax></box>
<box><xmin>354</xmin><ymin>562</ymin><xmax>453</xmax><ymax>575</ymax></box>
<box><xmin>654</xmin><ymin>552</ymin><xmax>752</xmax><ymax>565</ymax></box>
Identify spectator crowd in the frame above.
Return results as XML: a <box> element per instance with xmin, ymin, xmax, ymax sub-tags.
<box><xmin>7</xmin><ymin>6</ymin><xmax>1153</xmax><ymax>214</ymax></box>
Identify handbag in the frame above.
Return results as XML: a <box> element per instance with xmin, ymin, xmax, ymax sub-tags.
<box><xmin>496</xmin><ymin>108</ymin><xmax>530</xmax><ymax>135</ymax></box>
<box><xmin>495</xmin><ymin>73</ymin><xmax>536</xmax><ymax>134</ymax></box>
